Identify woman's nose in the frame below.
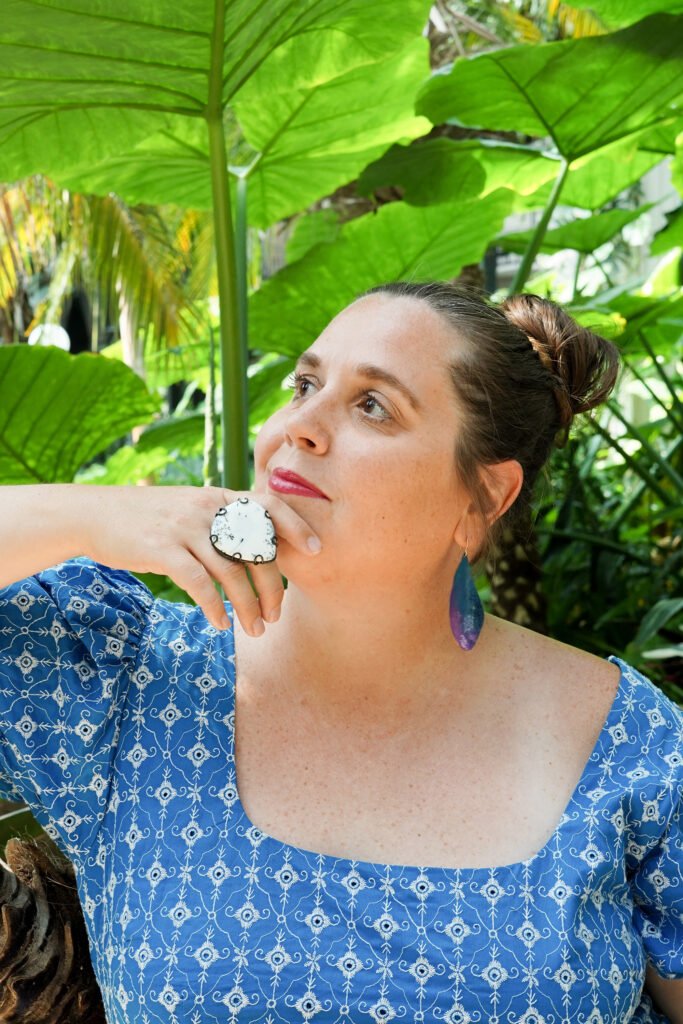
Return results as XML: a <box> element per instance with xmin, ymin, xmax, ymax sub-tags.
<box><xmin>283</xmin><ymin>396</ymin><xmax>331</xmax><ymax>452</ymax></box>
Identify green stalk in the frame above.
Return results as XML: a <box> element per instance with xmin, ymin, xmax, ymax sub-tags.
<box><xmin>203</xmin><ymin>321</ymin><xmax>220</xmax><ymax>487</ymax></box>
<box><xmin>508</xmin><ymin>157</ymin><xmax>570</xmax><ymax>295</ymax></box>
<box><xmin>625</xmin><ymin>357</ymin><xmax>683</xmax><ymax>433</ymax></box>
<box><xmin>610</xmin><ymin>435</ymin><xmax>682</xmax><ymax>532</ymax></box>
<box><xmin>592</xmin><ymin>419</ymin><xmax>673</xmax><ymax>506</ymax></box>
<box><xmin>235</xmin><ymin>174</ymin><xmax>248</xmax><ymax>360</ymax></box>
<box><xmin>590</xmin><ymin>250</ymin><xmax>614</xmax><ymax>289</ymax></box>
<box><xmin>637</xmin><ymin>330</ymin><xmax>683</xmax><ymax>426</ymax></box>
<box><xmin>206</xmin><ymin>0</ymin><xmax>249</xmax><ymax>490</ymax></box>
<box><xmin>571</xmin><ymin>251</ymin><xmax>582</xmax><ymax>302</ymax></box>
<box><xmin>606</xmin><ymin>399</ymin><xmax>683</xmax><ymax>493</ymax></box>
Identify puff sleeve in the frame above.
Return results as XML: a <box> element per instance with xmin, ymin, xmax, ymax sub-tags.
<box><xmin>631</xmin><ymin>770</ymin><xmax>683</xmax><ymax>980</ymax></box>
<box><xmin>0</xmin><ymin>558</ymin><xmax>154</xmax><ymax>865</ymax></box>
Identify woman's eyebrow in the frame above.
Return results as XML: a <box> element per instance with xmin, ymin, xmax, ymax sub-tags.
<box><xmin>295</xmin><ymin>351</ymin><xmax>422</xmax><ymax>412</ymax></box>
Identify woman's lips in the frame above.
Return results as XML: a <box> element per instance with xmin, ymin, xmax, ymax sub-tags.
<box><xmin>268</xmin><ymin>469</ymin><xmax>329</xmax><ymax>499</ymax></box>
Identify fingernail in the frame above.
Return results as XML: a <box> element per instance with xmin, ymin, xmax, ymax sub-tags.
<box><xmin>307</xmin><ymin>536</ymin><xmax>322</xmax><ymax>554</ymax></box>
<box><xmin>252</xmin><ymin>617</ymin><xmax>265</xmax><ymax>636</ymax></box>
<box><xmin>264</xmin><ymin>606</ymin><xmax>280</xmax><ymax>623</ymax></box>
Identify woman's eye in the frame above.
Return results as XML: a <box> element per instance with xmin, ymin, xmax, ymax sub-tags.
<box><xmin>359</xmin><ymin>395</ymin><xmax>392</xmax><ymax>422</ymax></box>
<box><xmin>286</xmin><ymin>373</ymin><xmax>392</xmax><ymax>423</ymax></box>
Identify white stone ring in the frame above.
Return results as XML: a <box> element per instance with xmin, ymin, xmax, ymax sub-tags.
<box><xmin>210</xmin><ymin>497</ymin><xmax>278</xmax><ymax>564</ymax></box>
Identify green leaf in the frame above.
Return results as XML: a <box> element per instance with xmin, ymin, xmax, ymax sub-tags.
<box><xmin>248</xmin><ymin>190</ymin><xmax>514</xmax><ymax>355</ymax></box>
<box><xmin>57</xmin><ymin>117</ymin><xmax>217</xmax><ymax>212</ymax></box>
<box><xmin>236</xmin><ymin>37</ymin><xmax>432</xmax><ymax>228</ymax></box>
<box><xmin>672</xmin><ymin>133</ymin><xmax>683</xmax><ymax>198</ymax></box>
<box><xmin>570</xmin><ymin>0</ymin><xmax>683</xmax><ymax>29</ymax></box>
<box><xmin>135</xmin><ymin>413</ymin><xmax>205</xmax><ymax>456</ymax></box>
<box><xmin>358</xmin><ymin>136</ymin><xmax>666</xmax><ymax>216</ymax></box>
<box><xmin>24</xmin><ymin>3</ymin><xmax>431</xmax><ymax>227</ymax></box>
<box><xmin>286</xmin><ymin>210</ymin><xmax>341</xmax><ymax>264</ymax></box>
<box><xmin>0</xmin><ymin>0</ymin><xmax>431</xmax><ymax>189</ymax></box>
<box><xmin>567</xmin><ymin>308</ymin><xmax>626</xmax><ymax>338</ymax></box>
<box><xmin>416</xmin><ymin>15</ymin><xmax>683</xmax><ymax>162</ymax></box>
<box><xmin>651</xmin><ymin>205</ymin><xmax>683</xmax><ymax>255</ymax></box>
<box><xmin>358</xmin><ymin>139</ymin><xmax>559</xmax><ymax>207</ymax></box>
<box><xmin>102</xmin><ymin>336</ymin><xmax>212</xmax><ymax>390</ymax></box>
<box><xmin>65</xmin><ymin>38</ymin><xmax>432</xmax><ymax>227</ymax></box>
<box><xmin>634</xmin><ymin>598</ymin><xmax>683</xmax><ymax>647</ymax></box>
<box><xmin>0</xmin><ymin>346</ymin><xmax>160</xmax><ymax>483</ymax></box>
<box><xmin>75</xmin><ymin>444</ymin><xmax>171</xmax><ymax>486</ymax></box>
<box><xmin>642</xmin><ymin>644</ymin><xmax>683</xmax><ymax>660</ymax></box>
<box><xmin>248</xmin><ymin>356</ymin><xmax>296</xmax><ymax>427</ymax></box>
<box><xmin>498</xmin><ymin>205</ymin><xmax>655</xmax><ymax>255</ymax></box>
<box><xmin>541</xmin><ymin>137</ymin><xmax>665</xmax><ymax>210</ymax></box>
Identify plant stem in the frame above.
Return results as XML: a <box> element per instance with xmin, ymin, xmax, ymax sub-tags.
<box><xmin>592</xmin><ymin>419</ymin><xmax>673</xmax><ymax>506</ymax></box>
<box><xmin>571</xmin><ymin>251</ymin><xmax>582</xmax><ymax>302</ymax></box>
<box><xmin>235</xmin><ymin>174</ymin><xmax>249</xmax><ymax>375</ymax></box>
<box><xmin>626</xmin><ymin>357</ymin><xmax>683</xmax><ymax>433</ymax></box>
<box><xmin>606</xmin><ymin>399</ymin><xmax>683</xmax><ymax>493</ymax></box>
<box><xmin>508</xmin><ymin>157</ymin><xmax>570</xmax><ymax>295</ymax></box>
<box><xmin>590</xmin><ymin>250</ymin><xmax>613</xmax><ymax>288</ymax></box>
<box><xmin>610</xmin><ymin>436</ymin><xmax>682</xmax><ymax>532</ymax></box>
<box><xmin>207</xmin><ymin>0</ymin><xmax>249</xmax><ymax>490</ymax></box>
<box><xmin>203</xmin><ymin>321</ymin><xmax>220</xmax><ymax>487</ymax></box>
<box><xmin>638</xmin><ymin>329</ymin><xmax>683</xmax><ymax>426</ymax></box>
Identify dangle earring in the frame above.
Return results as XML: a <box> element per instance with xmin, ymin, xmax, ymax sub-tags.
<box><xmin>449</xmin><ymin>539</ymin><xmax>484</xmax><ymax>651</ymax></box>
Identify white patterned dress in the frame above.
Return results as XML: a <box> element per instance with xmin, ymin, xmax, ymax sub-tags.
<box><xmin>0</xmin><ymin>558</ymin><xmax>681</xmax><ymax>1024</ymax></box>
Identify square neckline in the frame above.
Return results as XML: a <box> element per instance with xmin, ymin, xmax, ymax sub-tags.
<box><xmin>228</xmin><ymin>620</ymin><xmax>626</xmax><ymax>875</ymax></box>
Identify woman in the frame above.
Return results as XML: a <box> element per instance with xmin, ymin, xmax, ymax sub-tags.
<box><xmin>0</xmin><ymin>282</ymin><xmax>681</xmax><ymax>1024</ymax></box>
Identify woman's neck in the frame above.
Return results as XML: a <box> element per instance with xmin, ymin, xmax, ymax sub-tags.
<box><xmin>232</xmin><ymin>580</ymin><xmax>501</xmax><ymax>733</ymax></box>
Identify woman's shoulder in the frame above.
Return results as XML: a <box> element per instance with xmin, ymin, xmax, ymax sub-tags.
<box><xmin>484</xmin><ymin>613</ymin><xmax>622</xmax><ymax>708</ymax></box>
<box><xmin>485</xmin><ymin>614</ymin><xmax>682</xmax><ymax>763</ymax></box>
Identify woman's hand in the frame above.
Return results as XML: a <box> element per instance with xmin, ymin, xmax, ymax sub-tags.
<box><xmin>80</xmin><ymin>485</ymin><xmax>322</xmax><ymax>637</ymax></box>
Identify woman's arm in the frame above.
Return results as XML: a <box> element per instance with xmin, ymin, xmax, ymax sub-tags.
<box><xmin>644</xmin><ymin>964</ymin><xmax>683</xmax><ymax>1024</ymax></box>
<box><xmin>0</xmin><ymin>483</ymin><xmax>321</xmax><ymax>635</ymax></box>
<box><xmin>0</xmin><ymin>484</ymin><xmax>91</xmax><ymax>588</ymax></box>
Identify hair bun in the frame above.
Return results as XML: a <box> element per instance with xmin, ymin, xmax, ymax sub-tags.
<box><xmin>499</xmin><ymin>294</ymin><xmax>620</xmax><ymax>440</ymax></box>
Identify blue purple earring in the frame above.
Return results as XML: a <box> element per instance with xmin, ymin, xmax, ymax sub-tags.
<box><xmin>449</xmin><ymin>540</ymin><xmax>484</xmax><ymax>651</ymax></box>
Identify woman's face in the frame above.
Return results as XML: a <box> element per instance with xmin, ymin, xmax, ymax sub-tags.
<box><xmin>253</xmin><ymin>293</ymin><xmax>474</xmax><ymax>593</ymax></box>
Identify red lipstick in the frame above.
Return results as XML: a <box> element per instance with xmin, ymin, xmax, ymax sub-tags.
<box><xmin>268</xmin><ymin>468</ymin><xmax>329</xmax><ymax>499</ymax></box>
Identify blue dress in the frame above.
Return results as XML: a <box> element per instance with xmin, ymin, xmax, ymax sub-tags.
<box><xmin>0</xmin><ymin>558</ymin><xmax>681</xmax><ymax>1024</ymax></box>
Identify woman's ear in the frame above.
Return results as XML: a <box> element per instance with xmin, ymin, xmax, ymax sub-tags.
<box><xmin>453</xmin><ymin>459</ymin><xmax>524</xmax><ymax>552</ymax></box>
<box><xmin>482</xmin><ymin>459</ymin><xmax>524</xmax><ymax>525</ymax></box>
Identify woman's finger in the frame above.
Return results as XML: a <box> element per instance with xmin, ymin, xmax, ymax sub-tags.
<box><xmin>194</xmin><ymin>538</ymin><xmax>285</xmax><ymax>633</ymax></box>
<box><xmin>166</xmin><ymin>551</ymin><xmax>235</xmax><ymax>632</ymax></box>
<box><xmin>247</xmin><ymin>561</ymin><xmax>286</xmax><ymax>623</ymax></box>
<box><xmin>189</xmin><ymin>543</ymin><xmax>270</xmax><ymax>636</ymax></box>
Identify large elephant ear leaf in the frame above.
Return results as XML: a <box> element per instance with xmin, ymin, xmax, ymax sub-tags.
<box><xmin>235</xmin><ymin>37</ymin><xmax>431</xmax><ymax>228</ymax></box>
<box><xmin>416</xmin><ymin>14</ymin><xmax>683</xmax><ymax>163</ymax></box>
<box><xmin>248</xmin><ymin>190</ymin><xmax>513</xmax><ymax>356</ymax></box>
<box><xmin>0</xmin><ymin>0</ymin><xmax>431</xmax><ymax>189</ymax></box>
<box><xmin>0</xmin><ymin>347</ymin><xmax>160</xmax><ymax>484</ymax></box>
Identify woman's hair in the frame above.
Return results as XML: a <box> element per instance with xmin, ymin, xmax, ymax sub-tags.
<box><xmin>0</xmin><ymin>836</ymin><xmax>105</xmax><ymax>1024</ymax></box>
<box><xmin>360</xmin><ymin>282</ymin><xmax>620</xmax><ymax>562</ymax></box>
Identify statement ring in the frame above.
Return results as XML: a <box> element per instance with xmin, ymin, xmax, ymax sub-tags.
<box><xmin>210</xmin><ymin>497</ymin><xmax>278</xmax><ymax>564</ymax></box>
